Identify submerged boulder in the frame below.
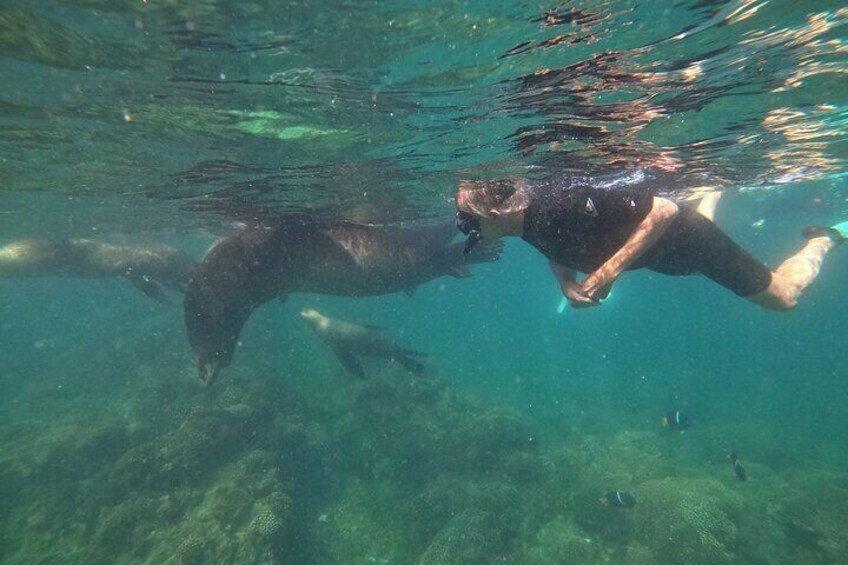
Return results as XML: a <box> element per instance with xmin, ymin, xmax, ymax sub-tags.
<box><xmin>418</xmin><ymin>509</ymin><xmax>505</xmax><ymax>565</ymax></box>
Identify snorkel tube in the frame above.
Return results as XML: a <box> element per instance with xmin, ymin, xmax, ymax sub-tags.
<box><xmin>456</xmin><ymin>210</ymin><xmax>483</xmax><ymax>255</ymax></box>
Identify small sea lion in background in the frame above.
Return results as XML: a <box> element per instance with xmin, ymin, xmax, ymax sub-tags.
<box><xmin>661</xmin><ymin>410</ymin><xmax>691</xmax><ymax>432</ymax></box>
<box><xmin>0</xmin><ymin>238</ymin><xmax>197</xmax><ymax>302</ymax></box>
<box><xmin>598</xmin><ymin>491</ymin><xmax>637</xmax><ymax>508</ymax></box>
<box><xmin>727</xmin><ymin>450</ymin><xmax>747</xmax><ymax>481</ymax></box>
<box><xmin>300</xmin><ymin>309</ymin><xmax>426</xmax><ymax>379</ymax></box>
<box><xmin>184</xmin><ymin>217</ymin><xmax>501</xmax><ymax>385</ymax></box>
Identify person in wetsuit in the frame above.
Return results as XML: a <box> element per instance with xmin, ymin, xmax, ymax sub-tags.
<box><xmin>455</xmin><ymin>172</ymin><xmax>843</xmax><ymax>310</ymax></box>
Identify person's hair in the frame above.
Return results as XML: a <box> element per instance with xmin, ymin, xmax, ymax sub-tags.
<box><xmin>455</xmin><ymin>178</ymin><xmax>529</xmax><ymax>217</ymax></box>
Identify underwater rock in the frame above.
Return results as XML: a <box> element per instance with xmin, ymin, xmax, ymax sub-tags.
<box><xmin>503</xmin><ymin>452</ymin><xmax>556</xmax><ymax>485</ymax></box>
<box><xmin>571</xmin><ymin>431</ymin><xmax>669</xmax><ymax>487</ymax></box>
<box><xmin>36</xmin><ymin>422</ymin><xmax>130</xmax><ymax>482</ymax></box>
<box><xmin>445</xmin><ymin>408</ymin><xmax>536</xmax><ymax>472</ymax></box>
<box><xmin>136</xmin><ymin>452</ymin><xmax>295</xmax><ymax>564</ymax></box>
<box><xmin>175</xmin><ymin>536</ymin><xmax>210</xmax><ymax>565</ymax></box>
<box><xmin>95</xmin><ymin>494</ymin><xmax>165</xmax><ymax>549</ymax></box>
<box><xmin>520</xmin><ymin>515</ymin><xmax>601</xmax><ymax>564</ymax></box>
<box><xmin>106</xmin><ymin>405</ymin><xmax>259</xmax><ymax>497</ymax></box>
<box><xmin>573</xmin><ymin>489</ymin><xmax>636</xmax><ymax>540</ymax></box>
<box><xmin>0</xmin><ymin>461</ymin><xmax>22</xmax><ymax>512</ymax></box>
<box><xmin>406</xmin><ymin>374</ymin><xmax>445</xmax><ymax>406</ymax></box>
<box><xmin>406</xmin><ymin>475</ymin><xmax>470</xmax><ymax>542</ymax></box>
<box><xmin>573</xmin><ymin>476</ymin><xmax>745</xmax><ymax>564</ymax></box>
<box><xmin>623</xmin><ymin>542</ymin><xmax>657</xmax><ymax>565</ymax></box>
<box><xmin>250</xmin><ymin>506</ymin><xmax>285</xmax><ymax>537</ymax></box>
<box><xmin>766</xmin><ymin>473</ymin><xmax>848</xmax><ymax>562</ymax></box>
<box><xmin>635</xmin><ymin>478</ymin><xmax>741</xmax><ymax>565</ymax></box>
<box><xmin>248</xmin><ymin>489</ymin><xmax>293</xmax><ymax>543</ymax></box>
<box><xmin>418</xmin><ymin>508</ymin><xmax>505</xmax><ymax>565</ymax></box>
<box><xmin>314</xmin><ymin>478</ymin><xmax>410</xmax><ymax>564</ymax></box>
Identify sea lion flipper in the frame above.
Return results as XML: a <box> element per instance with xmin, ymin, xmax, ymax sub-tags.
<box><xmin>125</xmin><ymin>272</ymin><xmax>170</xmax><ymax>303</ymax></box>
<box><xmin>330</xmin><ymin>345</ymin><xmax>367</xmax><ymax>379</ymax></box>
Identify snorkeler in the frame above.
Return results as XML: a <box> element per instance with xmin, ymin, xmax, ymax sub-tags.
<box><xmin>455</xmin><ymin>171</ymin><xmax>845</xmax><ymax>311</ymax></box>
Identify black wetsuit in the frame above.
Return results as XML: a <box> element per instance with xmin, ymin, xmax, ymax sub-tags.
<box><xmin>521</xmin><ymin>174</ymin><xmax>772</xmax><ymax>297</ymax></box>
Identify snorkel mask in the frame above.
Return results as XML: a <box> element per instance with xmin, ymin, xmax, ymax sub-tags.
<box><xmin>456</xmin><ymin>210</ymin><xmax>483</xmax><ymax>255</ymax></box>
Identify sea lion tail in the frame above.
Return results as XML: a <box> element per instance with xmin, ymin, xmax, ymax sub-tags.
<box><xmin>396</xmin><ymin>355</ymin><xmax>426</xmax><ymax>377</ymax></box>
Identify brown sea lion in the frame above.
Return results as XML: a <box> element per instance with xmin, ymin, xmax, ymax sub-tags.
<box><xmin>0</xmin><ymin>238</ymin><xmax>197</xmax><ymax>302</ymax></box>
<box><xmin>184</xmin><ymin>218</ymin><xmax>500</xmax><ymax>384</ymax></box>
<box><xmin>300</xmin><ymin>309</ymin><xmax>425</xmax><ymax>379</ymax></box>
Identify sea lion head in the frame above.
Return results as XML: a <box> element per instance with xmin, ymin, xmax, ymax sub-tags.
<box><xmin>185</xmin><ymin>292</ymin><xmax>249</xmax><ymax>386</ymax></box>
<box><xmin>195</xmin><ymin>355</ymin><xmax>222</xmax><ymax>387</ymax></box>
<box><xmin>299</xmin><ymin>308</ymin><xmax>329</xmax><ymax>331</ymax></box>
<box><xmin>184</xmin><ymin>249</ymin><xmax>254</xmax><ymax>386</ymax></box>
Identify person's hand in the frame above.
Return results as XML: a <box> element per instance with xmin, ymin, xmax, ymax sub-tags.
<box><xmin>582</xmin><ymin>268</ymin><xmax>618</xmax><ymax>302</ymax></box>
<box><xmin>564</xmin><ymin>280</ymin><xmax>600</xmax><ymax>308</ymax></box>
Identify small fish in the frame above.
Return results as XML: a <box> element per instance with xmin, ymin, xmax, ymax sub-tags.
<box><xmin>661</xmin><ymin>410</ymin><xmax>691</xmax><ymax>432</ymax></box>
<box><xmin>598</xmin><ymin>491</ymin><xmax>636</xmax><ymax>508</ymax></box>
<box><xmin>727</xmin><ymin>450</ymin><xmax>747</xmax><ymax>481</ymax></box>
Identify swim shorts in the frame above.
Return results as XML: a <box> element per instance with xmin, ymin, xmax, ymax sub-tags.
<box><xmin>636</xmin><ymin>208</ymin><xmax>772</xmax><ymax>297</ymax></box>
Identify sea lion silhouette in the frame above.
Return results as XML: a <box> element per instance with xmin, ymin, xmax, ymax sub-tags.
<box><xmin>184</xmin><ymin>218</ymin><xmax>500</xmax><ymax>384</ymax></box>
<box><xmin>300</xmin><ymin>309</ymin><xmax>425</xmax><ymax>379</ymax></box>
<box><xmin>0</xmin><ymin>238</ymin><xmax>197</xmax><ymax>302</ymax></box>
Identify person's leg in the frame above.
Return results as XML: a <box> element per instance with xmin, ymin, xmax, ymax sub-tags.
<box><xmin>749</xmin><ymin>234</ymin><xmax>839</xmax><ymax>310</ymax></box>
<box><xmin>642</xmin><ymin>210</ymin><xmax>843</xmax><ymax>309</ymax></box>
<box><xmin>694</xmin><ymin>191</ymin><xmax>723</xmax><ymax>222</ymax></box>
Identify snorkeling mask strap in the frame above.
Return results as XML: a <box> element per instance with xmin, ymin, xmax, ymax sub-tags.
<box><xmin>456</xmin><ymin>210</ymin><xmax>483</xmax><ymax>255</ymax></box>
<box><xmin>463</xmin><ymin>229</ymin><xmax>482</xmax><ymax>255</ymax></box>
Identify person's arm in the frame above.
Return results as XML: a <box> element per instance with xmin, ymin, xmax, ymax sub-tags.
<box><xmin>581</xmin><ymin>196</ymin><xmax>678</xmax><ymax>300</ymax></box>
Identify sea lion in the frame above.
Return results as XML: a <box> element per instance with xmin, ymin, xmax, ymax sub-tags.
<box><xmin>300</xmin><ymin>309</ymin><xmax>425</xmax><ymax>379</ymax></box>
<box><xmin>0</xmin><ymin>238</ymin><xmax>197</xmax><ymax>302</ymax></box>
<box><xmin>184</xmin><ymin>217</ymin><xmax>501</xmax><ymax>384</ymax></box>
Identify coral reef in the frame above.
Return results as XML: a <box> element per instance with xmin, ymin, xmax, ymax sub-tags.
<box><xmin>2</xmin><ymin>332</ymin><xmax>848</xmax><ymax>565</ymax></box>
<box><xmin>635</xmin><ymin>478</ymin><xmax>740</xmax><ymax>565</ymax></box>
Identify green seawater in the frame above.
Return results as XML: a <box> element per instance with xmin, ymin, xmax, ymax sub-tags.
<box><xmin>1</xmin><ymin>1</ymin><xmax>847</xmax><ymax>563</ymax></box>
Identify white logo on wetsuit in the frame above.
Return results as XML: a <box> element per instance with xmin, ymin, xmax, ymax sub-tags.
<box><xmin>584</xmin><ymin>197</ymin><xmax>598</xmax><ymax>217</ymax></box>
